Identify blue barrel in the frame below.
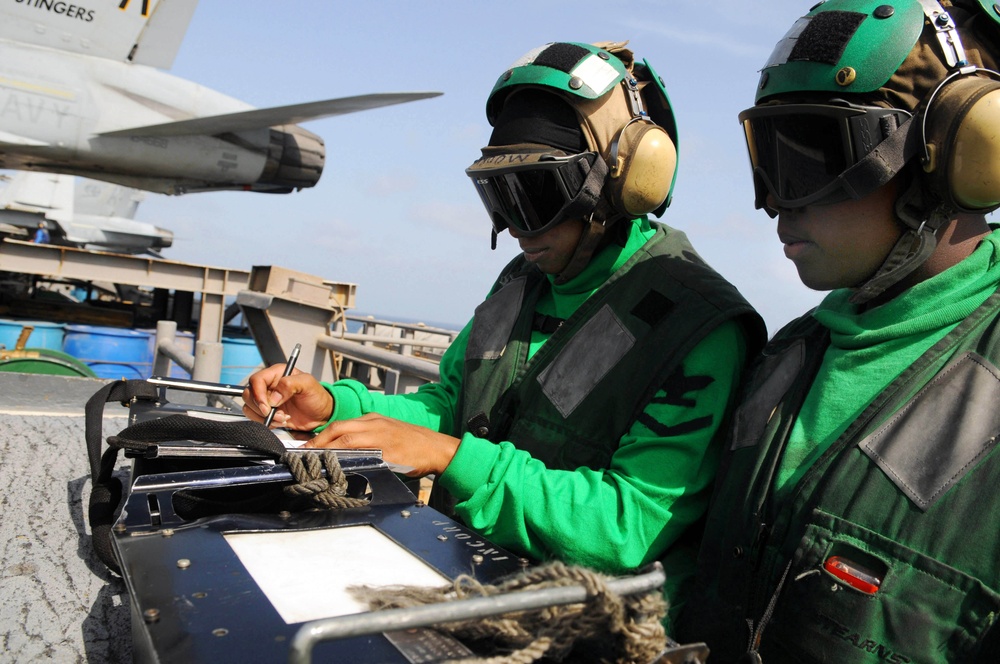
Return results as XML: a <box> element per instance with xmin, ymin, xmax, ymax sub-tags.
<box><xmin>220</xmin><ymin>337</ymin><xmax>263</xmax><ymax>386</ymax></box>
<box><xmin>63</xmin><ymin>325</ymin><xmax>154</xmax><ymax>380</ymax></box>
<box><xmin>0</xmin><ymin>319</ymin><xmax>65</xmax><ymax>351</ymax></box>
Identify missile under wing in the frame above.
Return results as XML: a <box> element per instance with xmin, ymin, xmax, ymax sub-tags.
<box><xmin>0</xmin><ymin>0</ymin><xmax>440</xmax><ymax>195</ymax></box>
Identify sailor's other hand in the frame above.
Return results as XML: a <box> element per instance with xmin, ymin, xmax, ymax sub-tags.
<box><xmin>242</xmin><ymin>364</ymin><xmax>333</xmax><ymax>431</ymax></box>
<box><xmin>305</xmin><ymin>413</ymin><xmax>460</xmax><ymax>477</ymax></box>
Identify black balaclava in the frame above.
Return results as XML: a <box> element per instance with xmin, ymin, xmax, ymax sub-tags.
<box><xmin>489</xmin><ymin>89</ymin><xmax>587</xmax><ymax>153</ymax></box>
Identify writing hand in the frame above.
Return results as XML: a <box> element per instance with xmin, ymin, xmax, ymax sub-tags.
<box><xmin>305</xmin><ymin>413</ymin><xmax>460</xmax><ymax>477</ymax></box>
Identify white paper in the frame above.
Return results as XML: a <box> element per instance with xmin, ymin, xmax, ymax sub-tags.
<box><xmin>224</xmin><ymin>525</ymin><xmax>449</xmax><ymax>624</ymax></box>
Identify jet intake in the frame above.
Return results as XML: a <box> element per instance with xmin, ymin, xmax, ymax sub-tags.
<box><xmin>257</xmin><ymin>125</ymin><xmax>325</xmax><ymax>192</ymax></box>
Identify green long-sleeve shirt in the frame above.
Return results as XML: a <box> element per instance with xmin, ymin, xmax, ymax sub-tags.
<box><xmin>775</xmin><ymin>227</ymin><xmax>1000</xmax><ymax>496</ymax></box>
<box><xmin>322</xmin><ymin>218</ymin><xmax>750</xmax><ymax>615</ymax></box>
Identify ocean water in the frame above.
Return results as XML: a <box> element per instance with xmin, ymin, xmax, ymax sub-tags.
<box><xmin>349</xmin><ymin>312</ymin><xmax>463</xmax><ymax>333</ymax></box>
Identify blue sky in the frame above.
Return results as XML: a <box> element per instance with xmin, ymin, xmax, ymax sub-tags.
<box><xmin>133</xmin><ymin>0</ymin><xmax>828</xmax><ymax>334</ymax></box>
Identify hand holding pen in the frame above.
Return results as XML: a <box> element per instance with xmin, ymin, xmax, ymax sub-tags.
<box><xmin>263</xmin><ymin>343</ymin><xmax>301</xmax><ymax>428</ymax></box>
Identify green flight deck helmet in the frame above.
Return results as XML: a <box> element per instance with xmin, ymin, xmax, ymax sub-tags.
<box><xmin>739</xmin><ymin>0</ymin><xmax>1000</xmax><ymax>302</ymax></box>
<box><xmin>466</xmin><ymin>41</ymin><xmax>680</xmax><ymax>281</ymax></box>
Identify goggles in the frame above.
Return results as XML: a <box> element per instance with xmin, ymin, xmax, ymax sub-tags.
<box><xmin>466</xmin><ymin>150</ymin><xmax>604</xmax><ymax>237</ymax></box>
<box><xmin>738</xmin><ymin>102</ymin><xmax>911</xmax><ymax>212</ymax></box>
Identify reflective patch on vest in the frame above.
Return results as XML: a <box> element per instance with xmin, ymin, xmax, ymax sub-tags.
<box><xmin>466</xmin><ymin>277</ymin><xmax>526</xmax><ymax>361</ymax></box>
<box><xmin>731</xmin><ymin>339</ymin><xmax>805</xmax><ymax>450</ymax></box>
<box><xmin>537</xmin><ymin>304</ymin><xmax>635</xmax><ymax>418</ymax></box>
<box><xmin>859</xmin><ymin>352</ymin><xmax>1000</xmax><ymax>511</ymax></box>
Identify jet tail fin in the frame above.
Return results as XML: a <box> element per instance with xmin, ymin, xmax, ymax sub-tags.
<box><xmin>129</xmin><ymin>0</ymin><xmax>199</xmax><ymax>68</ymax></box>
<box><xmin>76</xmin><ymin>179</ymin><xmax>146</xmax><ymax>219</ymax></box>
<box><xmin>0</xmin><ymin>172</ymin><xmax>74</xmax><ymax>212</ymax></box>
<box><xmin>0</xmin><ymin>0</ymin><xmax>198</xmax><ymax>67</ymax></box>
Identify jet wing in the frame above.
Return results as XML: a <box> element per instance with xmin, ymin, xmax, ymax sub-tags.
<box><xmin>97</xmin><ymin>92</ymin><xmax>443</xmax><ymax>138</ymax></box>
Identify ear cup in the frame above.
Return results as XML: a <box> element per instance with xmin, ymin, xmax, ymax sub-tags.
<box><xmin>606</xmin><ymin>121</ymin><xmax>677</xmax><ymax>216</ymax></box>
<box><xmin>949</xmin><ymin>85</ymin><xmax>1000</xmax><ymax>210</ymax></box>
<box><xmin>924</xmin><ymin>75</ymin><xmax>1000</xmax><ymax>212</ymax></box>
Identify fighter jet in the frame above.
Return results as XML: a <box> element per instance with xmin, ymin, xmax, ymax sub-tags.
<box><xmin>0</xmin><ymin>0</ymin><xmax>440</xmax><ymax>195</ymax></box>
<box><xmin>0</xmin><ymin>171</ymin><xmax>173</xmax><ymax>255</ymax></box>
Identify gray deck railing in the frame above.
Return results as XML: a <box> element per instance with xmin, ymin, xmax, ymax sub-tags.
<box><xmin>152</xmin><ymin>316</ymin><xmax>457</xmax><ymax>398</ymax></box>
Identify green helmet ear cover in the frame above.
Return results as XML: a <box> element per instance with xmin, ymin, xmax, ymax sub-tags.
<box><xmin>637</xmin><ymin>58</ymin><xmax>679</xmax><ymax>212</ymax></box>
<box><xmin>485</xmin><ymin>42</ymin><xmax>679</xmax><ymax>218</ymax></box>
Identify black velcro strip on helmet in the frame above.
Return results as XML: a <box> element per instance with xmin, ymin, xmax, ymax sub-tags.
<box><xmin>534</xmin><ymin>42</ymin><xmax>592</xmax><ymax>73</ymax></box>
<box><xmin>789</xmin><ymin>11</ymin><xmax>866</xmax><ymax>64</ymax></box>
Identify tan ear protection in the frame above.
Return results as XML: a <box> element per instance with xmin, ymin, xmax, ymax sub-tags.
<box><xmin>575</xmin><ymin>79</ymin><xmax>677</xmax><ymax>218</ymax></box>
<box><xmin>606</xmin><ymin>117</ymin><xmax>677</xmax><ymax>216</ymax></box>
<box><xmin>921</xmin><ymin>69</ymin><xmax>1000</xmax><ymax>212</ymax></box>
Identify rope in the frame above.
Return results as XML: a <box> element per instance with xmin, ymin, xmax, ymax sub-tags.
<box><xmin>281</xmin><ymin>450</ymin><xmax>369</xmax><ymax>509</ymax></box>
<box><xmin>349</xmin><ymin>561</ymin><xmax>667</xmax><ymax>663</ymax></box>
<box><xmin>746</xmin><ymin>559</ymin><xmax>794</xmax><ymax>659</ymax></box>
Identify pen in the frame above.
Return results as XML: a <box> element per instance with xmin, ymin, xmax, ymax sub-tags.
<box><xmin>263</xmin><ymin>343</ymin><xmax>301</xmax><ymax>428</ymax></box>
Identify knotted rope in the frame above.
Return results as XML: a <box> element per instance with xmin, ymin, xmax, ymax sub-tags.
<box><xmin>349</xmin><ymin>561</ymin><xmax>667</xmax><ymax>663</ymax></box>
<box><xmin>281</xmin><ymin>450</ymin><xmax>369</xmax><ymax>509</ymax></box>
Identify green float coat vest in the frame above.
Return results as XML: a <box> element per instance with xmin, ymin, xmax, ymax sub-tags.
<box><xmin>679</xmin><ymin>291</ymin><xmax>1000</xmax><ymax>663</ymax></box>
<box><xmin>457</xmin><ymin>223</ymin><xmax>764</xmax><ymax>470</ymax></box>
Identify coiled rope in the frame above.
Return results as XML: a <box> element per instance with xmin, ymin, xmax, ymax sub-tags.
<box><xmin>281</xmin><ymin>450</ymin><xmax>369</xmax><ymax>509</ymax></box>
<box><xmin>349</xmin><ymin>561</ymin><xmax>667</xmax><ymax>663</ymax></box>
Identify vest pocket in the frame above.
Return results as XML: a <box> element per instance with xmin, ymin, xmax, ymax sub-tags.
<box><xmin>762</xmin><ymin>509</ymin><xmax>1000</xmax><ymax>663</ymax></box>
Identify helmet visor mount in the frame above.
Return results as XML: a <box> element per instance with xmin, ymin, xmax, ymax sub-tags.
<box><xmin>739</xmin><ymin>102</ymin><xmax>911</xmax><ymax>213</ymax></box>
<box><xmin>466</xmin><ymin>151</ymin><xmax>603</xmax><ymax>238</ymax></box>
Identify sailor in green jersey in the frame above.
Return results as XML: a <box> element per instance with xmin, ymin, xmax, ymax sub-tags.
<box><xmin>244</xmin><ymin>41</ymin><xmax>764</xmax><ymax>625</ymax></box>
<box><xmin>676</xmin><ymin>1</ymin><xmax>1000</xmax><ymax>661</ymax></box>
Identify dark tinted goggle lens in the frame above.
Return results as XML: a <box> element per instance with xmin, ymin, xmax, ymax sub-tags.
<box><xmin>744</xmin><ymin>112</ymin><xmax>848</xmax><ymax>201</ymax></box>
<box><xmin>739</xmin><ymin>104</ymin><xmax>909</xmax><ymax>210</ymax></box>
<box><xmin>468</xmin><ymin>152</ymin><xmax>595</xmax><ymax>237</ymax></box>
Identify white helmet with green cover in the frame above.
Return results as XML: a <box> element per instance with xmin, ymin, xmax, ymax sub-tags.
<box><xmin>740</xmin><ymin>0</ymin><xmax>1000</xmax><ymax>301</ymax></box>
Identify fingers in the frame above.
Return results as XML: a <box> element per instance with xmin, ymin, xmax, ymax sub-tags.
<box><xmin>301</xmin><ymin>415</ymin><xmax>460</xmax><ymax>478</ymax></box>
<box><xmin>242</xmin><ymin>363</ymin><xmax>291</xmax><ymax>414</ymax></box>
<box><xmin>242</xmin><ymin>402</ymin><xmax>267</xmax><ymax>422</ymax></box>
<box><xmin>304</xmin><ymin>418</ymin><xmax>371</xmax><ymax>449</ymax></box>
<box><xmin>242</xmin><ymin>367</ymin><xmax>311</xmax><ymax>414</ymax></box>
<box><xmin>241</xmin><ymin>401</ymin><xmax>289</xmax><ymax>426</ymax></box>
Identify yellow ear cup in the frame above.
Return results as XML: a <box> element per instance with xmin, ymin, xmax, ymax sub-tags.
<box><xmin>608</xmin><ymin>121</ymin><xmax>677</xmax><ymax>216</ymax></box>
<box><xmin>923</xmin><ymin>74</ymin><xmax>1000</xmax><ymax>212</ymax></box>
<box><xmin>949</xmin><ymin>86</ymin><xmax>1000</xmax><ymax>210</ymax></box>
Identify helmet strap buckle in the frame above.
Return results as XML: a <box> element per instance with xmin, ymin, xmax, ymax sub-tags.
<box><xmin>553</xmin><ymin>214</ymin><xmax>608</xmax><ymax>285</ymax></box>
<box><xmin>850</xmin><ymin>181</ymin><xmax>946</xmax><ymax>304</ymax></box>
<box><xmin>916</xmin><ymin>0</ymin><xmax>969</xmax><ymax>67</ymax></box>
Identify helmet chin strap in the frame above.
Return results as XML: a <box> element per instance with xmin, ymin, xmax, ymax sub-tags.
<box><xmin>849</xmin><ymin>0</ymin><xmax>971</xmax><ymax>305</ymax></box>
<box><xmin>849</xmin><ymin>178</ymin><xmax>947</xmax><ymax>304</ymax></box>
<box><xmin>553</xmin><ymin>214</ymin><xmax>609</xmax><ymax>285</ymax></box>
